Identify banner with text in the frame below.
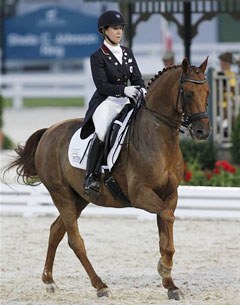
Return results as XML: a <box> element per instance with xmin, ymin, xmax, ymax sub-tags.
<box><xmin>4</xmin><ymin>6</ymin><xmax>101</xmax><ymax>60</ymax></box>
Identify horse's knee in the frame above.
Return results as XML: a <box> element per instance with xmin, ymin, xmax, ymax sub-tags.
<box><xmin>160</xmin><ymin>208</ymin><xmax>175</xmax><ymax>223</ymax></box>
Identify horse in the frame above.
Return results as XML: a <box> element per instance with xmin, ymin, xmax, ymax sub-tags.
<box><xmin>4</xmin><ymin>57</ymin><xmax>210</xmax><ymax>300</ymax></box>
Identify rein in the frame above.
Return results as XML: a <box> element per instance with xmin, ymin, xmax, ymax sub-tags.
<box><xmin>142</xmin><ymin>103</ymin><xmax>182</xmax><ymax>132</ymax></box>
<box><xmin>142</xmin><ymin>71</ymin><xmax>208</xmax><ymax>133</ymax></box>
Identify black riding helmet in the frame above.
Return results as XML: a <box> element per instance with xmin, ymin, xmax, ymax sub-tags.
<box><xmin>98</xmin><ymin>10</ymin><xmax>126</xmax><ymax>33</ymax></box>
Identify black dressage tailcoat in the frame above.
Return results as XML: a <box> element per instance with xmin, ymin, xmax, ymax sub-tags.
<box><xmin>80</xmin><ymin>43</ymin><xmax>145</xmax><ymax>139</ymax></box>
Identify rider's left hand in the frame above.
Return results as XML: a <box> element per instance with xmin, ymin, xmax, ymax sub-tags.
<box><xmin>140</xmin><ymin>87</ymin><xmax>147</xmax><ymax>97</ymax></box>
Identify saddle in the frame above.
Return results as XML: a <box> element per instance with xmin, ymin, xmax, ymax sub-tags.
<box><xmin>68</xmin><ymin>103</ymin><xmax>138</xmax><ymax>205</ymax></box>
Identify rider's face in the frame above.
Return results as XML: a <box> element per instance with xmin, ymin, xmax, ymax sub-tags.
<box><xmin>105</xmin><ymin>25</ymin><xmax>123</xmax><ymax>45</ymax></box>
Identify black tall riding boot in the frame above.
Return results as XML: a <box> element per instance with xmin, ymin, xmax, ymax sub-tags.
<box><xmin>84</xmin><ymin>134</ymin><xmax>104</xmax><ymax>194</ymax></box>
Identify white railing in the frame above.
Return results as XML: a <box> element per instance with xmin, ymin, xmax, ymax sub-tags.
<box><xmin>0</xmin><ymin>59</ymin><xmax>95</xmax><ymax>109</ymax></box>
<box><xmin>212</xmin><ymin>70</ymin><xmax>240</xmax><ymax>147</ymax></box>
<box><xmin>1</xmin><ymin>42</ymin><xmax>240</xmax><ymax>149</ymax></box>
<box><xmin>1</xmin><ymin>42</ymin><xmax>240</xmax><ymax>109</ymax></box>
<box><xmin>1</xmin><ymin>183</ymin><xmax>240</xmax><ymax>219</ymax></box>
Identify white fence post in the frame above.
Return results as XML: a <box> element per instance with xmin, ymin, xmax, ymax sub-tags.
<box><xmin>212</xmin><ymin>70</ymin><xmax>240</xmax><ymax>147</ymax></box>
<box><xmin>14</xmin><ymin>83</ymin><xmax>23</xmax><ymax>109</ymax></box>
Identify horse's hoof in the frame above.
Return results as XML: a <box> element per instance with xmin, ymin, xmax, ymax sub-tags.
<box><xmin>168</xmin><ymin>289</ymin><xmax>184</xmax><ymax>300</ymax></box>
<box><xmin>97</xmin><ymin>287</ymin><xmax>112</xmax><ymax>298</ymax></box>
<box><xmin>45</xmin><ymin>283</ymin><xmax>58</xmax><ymax>293</ymax></box>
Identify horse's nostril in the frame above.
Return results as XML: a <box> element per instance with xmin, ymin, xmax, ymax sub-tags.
<box><xmin>196</xmin><ymin>128</ymin><xmax>209</xmax><ymax>139</ymax></box>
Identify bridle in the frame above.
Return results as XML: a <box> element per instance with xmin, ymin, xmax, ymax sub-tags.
<box><xmin>142</xmin><ymin>71</ymin><xmax>209</xmax><ymax>133</ymax></box>
<box><xmin>178</xmin><ymin>73</ymin><xmax>208</xmax><ymax>130</ymax></box>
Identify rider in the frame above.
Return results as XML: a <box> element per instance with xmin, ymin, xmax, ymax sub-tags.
<box><xmin>80</xmin><ymin>10</ymin><xmax>146</xmax><ymax>194</ymax></box>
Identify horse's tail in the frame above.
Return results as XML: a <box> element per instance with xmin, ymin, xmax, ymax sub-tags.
<box><xmin>4</xmin><ymin>128</ymin><xmax>48</xmax><ymax>185</ymax></box>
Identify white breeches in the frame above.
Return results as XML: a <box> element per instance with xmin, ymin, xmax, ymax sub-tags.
<box><xmin>92</xmin><ymin>96</ymin><xmax>130</xmax><ymax>141</ymax></box>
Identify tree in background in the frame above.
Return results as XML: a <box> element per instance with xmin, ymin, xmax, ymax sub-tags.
<box><xmin>0</xmin><ymin>1</ymin><xmax>19</xmax><ymax>149</ymax></box>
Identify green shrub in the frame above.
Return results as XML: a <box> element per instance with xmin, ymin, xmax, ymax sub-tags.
<box><xmin>3</xmin><ymin>134</ymin><xmax>15</xmax><ymax>150</ymax></box>
<box><xmin>182</xmin><ymin>159</ymin><xmax>240</xmax><ymax>187</ymax></box>
<box><xmin>231</xmin><ymin>112</ymin><xmax>240</xmax><ymax>165</ymax></box>
<box><xmin>180</xmin><ymin>139</ymin><xmax>216</xmax><ymax>169</ymax></box>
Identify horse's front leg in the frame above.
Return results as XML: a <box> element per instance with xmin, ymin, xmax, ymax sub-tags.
<box><xmin>157</xmin><ymin>209</ymin><xmax>184</xmax><ymax>300</ymax></box>
<box><xmin>129</xmin><ymin>183</ymin><xmax>183</xmax><ymax>299</ymax></box>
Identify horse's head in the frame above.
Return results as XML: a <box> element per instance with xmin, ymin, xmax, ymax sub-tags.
<box><xmin>144</xmin><ymin>57</ymin><xmax>210</xmax><ymax>140</ymax></box>
<box><xmin>178</xmin><ymin>57</ymin><xmax>210</xmax><ymax>140</ymax></box>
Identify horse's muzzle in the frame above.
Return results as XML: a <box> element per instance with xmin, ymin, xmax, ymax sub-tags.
<box><xmin>191</xmin><ymin>121</ymin><xmax>210</xmax><ymax>140</ymax></box>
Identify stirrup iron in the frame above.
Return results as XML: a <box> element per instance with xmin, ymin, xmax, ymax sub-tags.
<box><xmin>84</xmin><ymin>173</ymin><xmax>101</xmax><ymax>194</ymax></box>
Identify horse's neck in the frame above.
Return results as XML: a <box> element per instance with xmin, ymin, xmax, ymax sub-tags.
<box><xmin>131</xmin><ymin>107</ymin><xmax>180</xmax><ymax>156</ymax></box>
<box><xmin>130</xmin><ymin>70</ymin><xmax>181</xmax><ymax>157</ymax></box>
<box><xmin>146</xmin><ymin>69</ymin><xmax>180</xmax><ymax>117</ymax></box>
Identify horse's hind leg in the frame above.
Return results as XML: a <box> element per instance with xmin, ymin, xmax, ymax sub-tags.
<box><xmin>48</xmin><ymin>190</ymin><xmax>111</xmax><ymax>297</ymax></box>
<box><xmin>157</xmin><ymin>211</ymin><xmax>184</xmax><ymax>300</ymax></box>
<box><xmin>42</xmin><ymin>215</ymin><xmax>66</xmax><ymax>292</ymax></box>
<box><xmin>42</xmin><ymin>198</ymin><xmax>87</xmax><ymax>292</ymax></box>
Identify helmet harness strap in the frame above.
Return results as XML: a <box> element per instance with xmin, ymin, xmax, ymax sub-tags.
<box><xmin>103</xmin><ymin>30</ymin><xmax>118</xmax><ymax>46</ymax></box>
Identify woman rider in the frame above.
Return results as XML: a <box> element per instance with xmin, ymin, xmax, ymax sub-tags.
<box><xmin>80</xmin><ymin>10</ymin><xmax>146</xmax><ymax>194</ymax></box>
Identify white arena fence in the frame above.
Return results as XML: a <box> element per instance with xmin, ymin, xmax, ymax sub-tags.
<box><xmin>1</xmin><ymin>42</ymin><xmax>239</xmax><ymax>148</ymax></box>
<box><xmin>0</xmin><ymin>59</ymin><xmax>95</xmax><ymax>109</ymax></box>
<box><xmin>1</xmin><ymin>183</ymin><xmax>240</xmax><ymax>220</ymax></box>
<box><xmin>1</xmin><ymin>42</ymin><xmax>239</xmax><ymax>108</ymax></box>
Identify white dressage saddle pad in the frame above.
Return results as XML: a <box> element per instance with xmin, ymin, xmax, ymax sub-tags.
<box><xmin>68</xmin><ymin>109</ymin><xmax>134</xmax><ymax>172</ymax></box>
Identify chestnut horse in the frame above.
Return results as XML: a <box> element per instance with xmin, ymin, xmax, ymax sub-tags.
<box><xmin>5</xmin><ymin>58</ymin><xmax>210</xmax><ymax>300</ymax></box>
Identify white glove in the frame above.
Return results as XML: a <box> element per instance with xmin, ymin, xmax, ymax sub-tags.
<box><xmin>124</xmin><ymin>86</ymin><xmax>140</xmax><ymax>102</ymax></box>
<box><xmin>140</xmin><ymin>87</ymin><xmax>147</xmax><ymax>97</ymax></box>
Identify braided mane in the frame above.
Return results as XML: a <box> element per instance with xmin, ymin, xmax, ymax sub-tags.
<box><xmin>146</xmin><ymin>64</ymin><xmax>181</xmax><ymax>89</ymax></box>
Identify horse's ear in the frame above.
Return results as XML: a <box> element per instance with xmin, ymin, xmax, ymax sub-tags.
<box><xmin>181</xmin><ymin>57</ymin><xmax>190</xmax><ymax>74</ymax></box>
<box><xmin>199</xmin><ymin>56</ymin><xmax>208</xmax><ymax>73</ymax></box>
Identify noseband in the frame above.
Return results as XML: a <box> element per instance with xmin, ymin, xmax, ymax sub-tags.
<box><xmin>142</xmin><ymin>71</ymin><xmax>209</xmax><ymax>133</ymax></box>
